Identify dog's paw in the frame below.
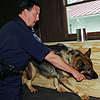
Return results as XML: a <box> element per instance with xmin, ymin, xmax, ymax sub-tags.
<box><xmin>80</xmin><ymin>94</ymin><xmax>90</xmax><ymax>100</ymax></box>
<box><xmin>57</xmin><ymin>87</ymin><xmax>66</xmax><ymax>92</ymax></box>
<box><xmin>30</xmin><ymin>88</ymin><xmax>38</xmax><ymax>93</ymax></box>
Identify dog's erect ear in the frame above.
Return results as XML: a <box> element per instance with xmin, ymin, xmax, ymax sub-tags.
<box><xmin>85</xmin><ymin>48</ymin><xmax>91</xmax><ymax>57</ymax></box>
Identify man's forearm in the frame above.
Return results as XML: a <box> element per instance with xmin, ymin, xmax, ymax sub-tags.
<box><xmin>45</xmin><ymin>51</ymin><xmax>86</xmax><ymax>81</ymax></box>
<box><xmin>45</xmin><ymin>52</ymin><xmax>76</xmax><ymax>75</ymax></box>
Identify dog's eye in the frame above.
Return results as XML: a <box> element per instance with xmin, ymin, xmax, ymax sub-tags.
<box><xmin>77</xmin><ymin>59</ymin><xmax>83</xmax><ymax>66</ymax></box>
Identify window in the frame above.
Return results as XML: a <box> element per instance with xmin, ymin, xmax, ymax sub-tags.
<box><xmin>63</xmin><ymin>0</ymin><xmax>100</xmax><ymax>41</ymax></box>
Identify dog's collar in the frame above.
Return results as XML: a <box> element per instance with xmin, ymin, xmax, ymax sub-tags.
<box><xmin>63</xmin><ymin>54</ymin><xmax>70</xmax><ymax>58</ymax></box>
<box><xmin>54</xmin><ymin>51</ymin><xmax>70</xmax><ymax>58</ymax></box>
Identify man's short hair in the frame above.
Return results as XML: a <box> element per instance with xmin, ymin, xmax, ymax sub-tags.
<box><xmin>18</xmin><ymin>0</ymin><xmax>40</xmax><ymax>14</ymax></box>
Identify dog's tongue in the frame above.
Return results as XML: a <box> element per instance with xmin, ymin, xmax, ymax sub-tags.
<box><xmin>85</xmin><ymin>75</ymin><xmax>91</xmax><ymax>80</ymax></box>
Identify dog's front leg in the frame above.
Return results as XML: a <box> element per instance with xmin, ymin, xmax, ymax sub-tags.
<box><xmin>53</xmin><ymin>78</ymin><xmax>65</xmax><ymax>92</ymax></box>
<box><xmin>59</xmin><ymin>77</ymin><xmax>90</xmax><ymax>100</ymax></box>
<box><xmin>26</xmin><ymin>79</ymin><xmax>37</xmax><ymax>93</ymax></box>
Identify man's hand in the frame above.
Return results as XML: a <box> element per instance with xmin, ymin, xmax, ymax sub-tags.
<box><xmin>73</xmin><ymin>70</ymin><xmax>86</xmax><ymax>82</ymax></box>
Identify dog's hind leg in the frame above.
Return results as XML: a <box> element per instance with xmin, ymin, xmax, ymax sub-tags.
<box><xmin>59</xmin><ymin>77</ymin><xmax>90</xmax><ymax>100</ymax></box>
<box><xmin>53</xmin><ymin>78</ymin><xmax>66</xmax><ymax>92</ymax></box>
<box><xmin>25</xmin><ymin>61</ymin><xmax>38</xmax><ymax>93</ymax></box>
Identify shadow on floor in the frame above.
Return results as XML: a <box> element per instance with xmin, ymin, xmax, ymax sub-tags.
<box><xmin>23</xmin><ymin>85</ymin><xmax>100</xmax><ymax>100</ymax></box>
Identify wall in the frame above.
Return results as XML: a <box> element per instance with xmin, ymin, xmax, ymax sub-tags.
<box><xmin>0</xmin><ymin>0</ymin><xmax>23</xmax><ymax>29</ymax></box>
<box><xmin>31</xmin><ymin>40</ymin><xmax>100</xmax><ymax>98</ymax></box>
<box><xmin>37</xmin><ymin>0</ymin><xmax>66</xmax><ymax>42</ymax></box>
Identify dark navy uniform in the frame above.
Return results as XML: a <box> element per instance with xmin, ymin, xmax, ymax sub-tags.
<box><xmin>0</xmin><ymin>17</ymin><xmax>50</xmax><ymax>100</ymax></box>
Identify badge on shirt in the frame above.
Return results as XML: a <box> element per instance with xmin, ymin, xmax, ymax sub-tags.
<box><xmin>33</xmin><ymin>33</ymin><xmax>42</xmax><ymax>43</ymax></box>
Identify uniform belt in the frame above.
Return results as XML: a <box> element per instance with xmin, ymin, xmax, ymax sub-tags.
<box><xmin>9</xmin><ymin>71</ymin><xmax>20</xmax><ymax>76</ymax></box>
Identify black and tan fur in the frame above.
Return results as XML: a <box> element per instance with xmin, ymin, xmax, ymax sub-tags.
<box><xmin>21</xmin><ymin>43</ymin><xmax>98</xmax><ymax>100</ymax></box>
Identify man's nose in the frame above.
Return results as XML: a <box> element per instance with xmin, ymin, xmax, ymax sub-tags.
<box><xmin>36</xmin><ymin>16</ymin><xmax>39</xmax><ymax>21</ymax></box>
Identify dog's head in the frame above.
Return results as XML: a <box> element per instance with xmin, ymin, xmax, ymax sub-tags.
<box><xmin>73</xmin><ymin>48</ymin><xmax>98</xmax><ymax>80</ymax></box>
<box><xmin>48</xmin><ymin>43</ymin><xmax>98</xmax><ymax>80</ymax></box>
<box><xmin>59</xmin><ymin>46</ymin><xmax>98</xmax><ymax>80</ymax></box>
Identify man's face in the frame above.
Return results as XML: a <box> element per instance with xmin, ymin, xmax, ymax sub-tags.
<box><xmin>25</xmin><ymin>5</ymin><xmax>40</xmax><ymax>27</ymax></box>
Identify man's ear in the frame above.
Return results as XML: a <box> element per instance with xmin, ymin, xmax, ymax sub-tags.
<box><xmin>23</xmin><ymin>9</ymin><xmax>28</xmax><ymax>17</ymax></box>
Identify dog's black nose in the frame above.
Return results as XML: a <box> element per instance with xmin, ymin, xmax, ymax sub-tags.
<box><xmin>92</xmin><ymin>72</ymin><xmax>98</xmax><ymax>79</ymax></box>
<box><xmin>90</xmin><ymin>71</ymin><xmax>98</xmax><ymax>79</ymax></box>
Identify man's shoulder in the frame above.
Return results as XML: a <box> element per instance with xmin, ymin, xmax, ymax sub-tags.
<box><xmin>13</xmin><ymin>17</ymin><xmax>31</xmax><ymax>33</ymax></box>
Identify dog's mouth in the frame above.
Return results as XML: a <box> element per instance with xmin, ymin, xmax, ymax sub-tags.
<box><xmin>79</xmin><ymin>70</ymin><xmax>92</xmax><ymax>80</ymax></box>
<box><xmin>83</xmin><ymin>73</ymin><xmax>92</xmax><ymax>80</ymax></box>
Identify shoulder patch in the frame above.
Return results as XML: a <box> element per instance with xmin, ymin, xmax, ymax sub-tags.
<box><xmin>33</xmin><ymin>33</ymin><xmax>42</xmax><ymax>43</ymax></box>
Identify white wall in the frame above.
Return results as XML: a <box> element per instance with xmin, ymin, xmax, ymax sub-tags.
<box><xmin>68</xmin><ymin>14</ymin><xmax>100</xmax><ymax>34</ymax></box>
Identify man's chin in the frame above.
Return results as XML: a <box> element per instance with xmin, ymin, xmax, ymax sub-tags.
<box><xmin>32</xmin><ymin>23</ymin><xmax>35</xmax><ymax>27</ymax></box>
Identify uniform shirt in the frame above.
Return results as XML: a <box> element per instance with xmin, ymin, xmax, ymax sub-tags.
<box><xmin>0</xmin><ymin>17</ymin><xmax>51</xmax><ymax>71</ymax></box>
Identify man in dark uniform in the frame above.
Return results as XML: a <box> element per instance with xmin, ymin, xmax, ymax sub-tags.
<box><xmin>0</xmin><ymin>0</ymin><xmax>85</xmax><ymax>100</ymax></box>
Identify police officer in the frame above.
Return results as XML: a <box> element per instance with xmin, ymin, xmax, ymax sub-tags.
<box><xmin>0</xmin><ymin>0</ymin><xmax>86</xmax><ymax>100</ymax></box>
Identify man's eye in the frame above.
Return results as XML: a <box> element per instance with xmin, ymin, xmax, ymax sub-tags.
<box><xmin>33</xmin><ymin>13</ymin><xmax>37</xmax><ymax>16</ymax></box>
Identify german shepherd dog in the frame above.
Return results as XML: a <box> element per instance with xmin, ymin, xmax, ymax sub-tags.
<box><xmin>22</xmin><ymin>43</ymin><xmax>98</xmax><ymax>100</ymax></box>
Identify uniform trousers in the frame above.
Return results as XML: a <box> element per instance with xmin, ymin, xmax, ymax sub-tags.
<box><xmin>0</xmin><ymin>75</ymin><xmax>23</xmax><ymax>100</ymax></box>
